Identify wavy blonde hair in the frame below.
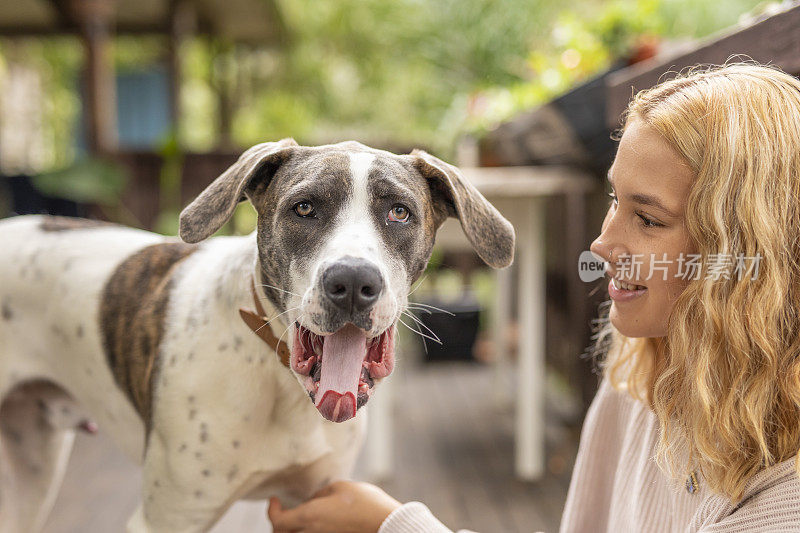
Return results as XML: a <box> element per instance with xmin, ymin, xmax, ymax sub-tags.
<box><xmin>594</xmin><ymin>62</ymin><xmax>800</xmax><ymax>503</ymax></box>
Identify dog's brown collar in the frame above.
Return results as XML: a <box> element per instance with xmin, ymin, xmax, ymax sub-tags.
<box><xmin>239</xmin><ymin>279</ymin><xmax>291</xmax><ymax>368</ymax></box>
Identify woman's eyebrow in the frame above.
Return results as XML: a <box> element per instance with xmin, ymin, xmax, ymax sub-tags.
<box><xmin>628</xmin><ymin>193</ymin><xmax>679</xmax><ymax>218</ymax></box>
<box><xmin>607</xmin><ymin>171</ymin><xmax>678</xmax><ymax>218</ymax></box>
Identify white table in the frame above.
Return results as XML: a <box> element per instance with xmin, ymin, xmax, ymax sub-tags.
<box><xmin>366</xmin><ymin>165</ymin><xmax>596</xmax><ymax>481</ymax></box>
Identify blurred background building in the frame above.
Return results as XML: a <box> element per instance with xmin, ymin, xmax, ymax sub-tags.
<box><xmin>1</xmin><ymin>0</ymin><xmax>798</xmax><ymax>531</ymax></box>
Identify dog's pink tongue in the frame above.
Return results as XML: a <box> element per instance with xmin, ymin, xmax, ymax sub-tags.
<box><xmin>315</xmin><ymin>324</ymin><xmax>366</xmax><ymax>423</ymax></box>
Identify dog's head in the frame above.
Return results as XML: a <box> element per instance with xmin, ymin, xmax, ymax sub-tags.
<box><xmin>179</xmin><ymin>139</ymin><xmax>514</xmax><ymax>422</ymax></box>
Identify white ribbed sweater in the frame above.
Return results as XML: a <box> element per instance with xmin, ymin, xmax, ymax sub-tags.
<box><xmin>379</xmin><ymin>378</ymin><xmax>800</xmax><ymax>533</ymax></box>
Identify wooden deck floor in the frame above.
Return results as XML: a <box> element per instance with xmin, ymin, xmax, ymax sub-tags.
<box><xmin>43</xmin><ymin>357</ymin><xmax>580</xmax><ymax>533</ymax></box>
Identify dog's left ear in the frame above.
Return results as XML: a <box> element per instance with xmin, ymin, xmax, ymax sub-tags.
<box><xmin>411</xmin><ymin>150</ymin><xmax>515</xmax><ymax>268</ymax></box>
<box><xmin>179</xmin><ymin>138</ymin><xmax>299</xmax><ymax>243</ymax></box>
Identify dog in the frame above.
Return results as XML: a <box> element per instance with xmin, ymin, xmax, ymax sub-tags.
<box><xmin>0</xmin><ymin>139</ymin><xmax>514</xmax><ymax>532</ymax></box>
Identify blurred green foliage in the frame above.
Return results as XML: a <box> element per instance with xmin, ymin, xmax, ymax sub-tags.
<box><xmin>1</xmin><ymin>0</ymin><xmax>767</xmax><ymax>167</ymax></box>
<box><xmin>0</xmin><ymin>0</ymin><xmax>767</xmax><ymax>227</ymax></box>
<box><xmin>464</xmin><ymin>0</ymin><xmax>768</xmax><ymax>133</ymax></box>
<box><xmin>33</xmin><ymin>158</ymin><xmax>125</xmax><ymax>204</ymax></box>
<box><xmin>153</xmin><ymin>129</ymin><xmax>184</xmax><ymax>235</ymax></box>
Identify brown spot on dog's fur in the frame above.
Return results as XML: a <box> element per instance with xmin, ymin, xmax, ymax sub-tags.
<box><xmin>99</xmin><ymin>242</ymin><xmax>197</xmax><ymax>437</ymax></box>
<box><xmin>1</xmin><ymin>302</ymin><xmax>12</xmax><ymax>321</ymax></box>
<box><xmin>50</xmin><ymin>324</ymin><xmax>69</xmax><ymax>342</ymax></box>
<box><xmin>39</xmin><ymin>216</ymin><xmax>114</xmax><ymax>232</ymax></box>
<box><xmin>76</xmin><ymin>324</ymin><xmax>84</xmax><ymax>338</ymax></box>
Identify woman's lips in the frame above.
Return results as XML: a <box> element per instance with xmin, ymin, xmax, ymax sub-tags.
<box><xmin>608</xmin><ymin>277</ymin><xmax>648</xmax><ymax>302</ymax></box>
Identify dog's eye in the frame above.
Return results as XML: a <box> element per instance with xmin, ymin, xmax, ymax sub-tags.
<box><xmin>293</xmin><ymin>201</ymin><xmax>316</xmax><ymax>218</ymax></box>
<box><xmin>387</xmin><ymin>204</ymin><xmax>411</xmax><ymax>224</ymax></box>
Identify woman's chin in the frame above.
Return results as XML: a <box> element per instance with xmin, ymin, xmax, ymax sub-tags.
<box><xmin>608</xmin><ymin>304</ymin><xmax>661</xmax><ymax>338</ymax></box>
<box><xmin>609</xmin><ymin>306</ymin><xmax>667</xmax><ymax>339</ymax></box>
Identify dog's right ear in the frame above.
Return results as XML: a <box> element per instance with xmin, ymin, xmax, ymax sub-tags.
<box><xmin>179</xmin><ymin>138</ymin><xmax>298</xmax><ymax>243</ymax></box>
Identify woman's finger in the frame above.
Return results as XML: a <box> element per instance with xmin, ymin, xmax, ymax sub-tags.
<box><xmin>310</xmin><ymin>482</ymin><xmax>337</xmax><ymax>499</ymax></box>
<box><xmin>267</xmin><ymin>497</ymin><xmax>306</xmax><ymax>531</ymax></box>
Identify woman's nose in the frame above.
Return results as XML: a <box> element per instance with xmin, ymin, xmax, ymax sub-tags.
<box><xmin>590</xmin><ymin>238</ymin><xmax>611</xmax><ymax>263</ymax></box>
<box><xmin>591</xmin><ymin>204</ymin><xmax>630</xmax><ymax>266</ymax></box>
<box><xmin>590</xmin><ymin>233</ymin><xmax>628</xmax><ymax>266</ymax></box>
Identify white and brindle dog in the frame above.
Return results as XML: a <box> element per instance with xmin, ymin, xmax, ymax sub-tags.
<box><xmin>0</xmin><ymin>139</ymin><xmax>514</xmax><ymax>532</ymax></box>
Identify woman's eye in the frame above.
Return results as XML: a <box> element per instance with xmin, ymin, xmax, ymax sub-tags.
<box><xmin>607</xmin><ymin>191</ymin><xmax>660</xmax><ymax>228</ymax></box>
<box><xmin>637</xmin><ymin>213</ymin><xmax>662</xmax><ymax>228</ymax></box>
<box><xmin>387</xmin><ymin>204</ymin><xmax>411</xmax><ymax>224</ymax></box>
<box><xmin>293</xmin><ymin>201</ymin><xmax>316</xmax><ymax>218</ymax></box>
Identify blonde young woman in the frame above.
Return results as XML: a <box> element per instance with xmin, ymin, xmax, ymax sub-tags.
<box><xmin>267</xmin><ymin>63</ymin><xmax>800</xmax><ymax>532</ymax></box>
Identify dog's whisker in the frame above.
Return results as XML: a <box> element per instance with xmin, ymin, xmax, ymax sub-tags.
<box><xmin>406</xmin><ymin>301</ymin><xmax>455</xmax><ymax>316</ymax></box>
<box><xmin>405</xmin><ymin>319</ymin><xmax>441</xmax><ymax>346</ymax></box>
<box><xmin>406</xmin><ymin>274</ymin><xmax>428</xmax><ymax>298</ymax></box>
<box><xmin>259</xmin><ymin>283</ymin><xmax>301</xmax><ymax>297</ymax></box>
<box><xmin>253</xmin><ymin>306</ymin><xmax>300</xmax><ymax>336</ymax></box>
<box><xmin>398</xmin><ymin>319</ymin><xmax>442</xmax><ymax>346</ymax></box>
<box><xmin>264</xmin><ymin>306</ymin><xmax>300</xmax><ymax>326</ymax></box>
<box><xmin>401</xmin><ymin>311</ymin><xmax>441</xmax><ymax>344</ymax></box>
<box><xmin>404</xmin><ymin>304</ymin><xmax>433</xmax><ymax>315</ymax></box>
<box><xmin>398</xmin><ymin>317</ymin><xmax>442</xmax><ymax>345</ymax></box>
<box><xmin>403</xmin><ymin>311</ymin><xmax>440</xmax><ymax>340</ymax></box>
<box><xmin>276</xmin><ymin>316</ymin><xmax>299</xmax><ymax>351</ymax></box>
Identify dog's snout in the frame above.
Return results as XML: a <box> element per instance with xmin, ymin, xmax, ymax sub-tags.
<box><xmin>322</xmin><ymin>257</ymin><xmax>384</xmax><ymax>314</ymax></box>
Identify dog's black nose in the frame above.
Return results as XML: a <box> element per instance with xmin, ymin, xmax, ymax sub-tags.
<box><xmin>322</xmin><ymin>257</ymin><xmax>384</xmax><ymax>314</ymax></box>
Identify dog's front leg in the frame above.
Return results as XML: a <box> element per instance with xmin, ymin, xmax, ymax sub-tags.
<box><xmin>126</xmin><ymin>435</ymin><xmax>241</xmax><ymax>533</ymax></box>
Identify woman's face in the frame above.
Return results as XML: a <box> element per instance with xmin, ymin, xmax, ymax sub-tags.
<box><xmin>590</xmin><ymin>119</ymin><xmax>695</xmax><ymax>338</ymax></box>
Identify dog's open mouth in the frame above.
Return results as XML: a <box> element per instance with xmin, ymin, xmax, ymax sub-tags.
<box><xmin>291</xmin><ymin>323</ymin><xmax>395</xmax><ymax>423</ymax></box>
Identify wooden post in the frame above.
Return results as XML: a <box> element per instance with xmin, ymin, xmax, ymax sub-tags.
<box><xmin>167</xmin><ymin>0</ymin><xmax>195</xmax><ymax>140</ymax></box>
<box><xmin>68</xmin><ymin>0</ymin><xmax>118</xmax><ymax>156</ymax></box>
<box><xmin>213</xmin><ymin>41</ymin><xmax>236</xmax><ymax>150</ymax></box>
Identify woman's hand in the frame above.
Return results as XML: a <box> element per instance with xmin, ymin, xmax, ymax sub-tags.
<box><xmin>267</xmin><ymin>480</ymin><xmax>402</xmax><ymax>533</ymax></box>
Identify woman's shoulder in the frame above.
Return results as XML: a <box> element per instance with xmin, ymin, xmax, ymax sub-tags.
<box><xmin>690</xmin><ymin>458</ymin><xmax>800</xmax><ymax>532</ymax></box>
